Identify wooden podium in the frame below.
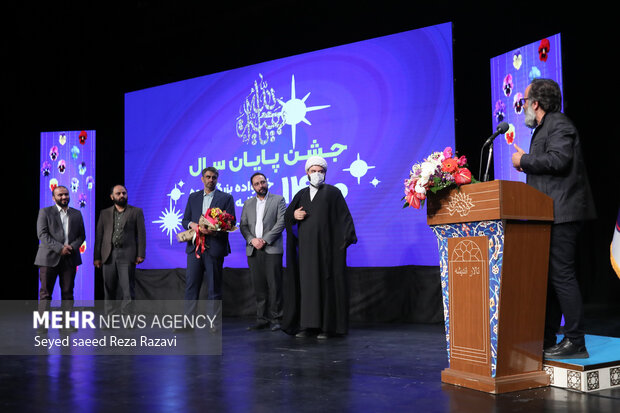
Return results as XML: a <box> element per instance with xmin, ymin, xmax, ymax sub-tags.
<box><xmin>427</xmin><ymin>180</ymin><xmax>553</xmax><ymax>394</ymax></box>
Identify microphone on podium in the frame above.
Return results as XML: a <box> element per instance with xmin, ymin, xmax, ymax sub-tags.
<box><xmin>483</xmin><ymin>122</ymin><xmax>510</xmax><ymax>147</ymax></box>
<box><xmin>480</xmin><ymin>122</ymin><xmax>510</xmax><ymax>182</ymax></box>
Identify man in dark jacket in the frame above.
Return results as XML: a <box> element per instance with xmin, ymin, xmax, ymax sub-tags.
<box><xmin>512</xmin><ymin>78</ymin><xmax>595</xmax><ymax>359</ymax></box>
<box><xmin>94</xmin><ymin>185</ymin><xmax>146</xmax><ymax>315</ymax></box>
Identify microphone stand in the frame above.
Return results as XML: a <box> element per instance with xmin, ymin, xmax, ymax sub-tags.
<box><xmin>479</xmin><ymin>123</ymin><xmax>507</xmax><ymax>182</ymax></box>
<box><xmin>482</xmin><ymin>143</ymin><xmax>493</xmax><ymax>182</ymax></box>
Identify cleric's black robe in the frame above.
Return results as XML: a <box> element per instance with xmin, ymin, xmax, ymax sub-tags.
<box><xmin>282</xmin><ymin>184</ymin><xmax>357</xmax><ymax>335</ymax></box>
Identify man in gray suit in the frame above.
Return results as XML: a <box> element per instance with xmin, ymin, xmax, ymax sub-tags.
<box><xmin>34</xmin><ymin>185</ymin><xmax>86</xmax><ymax>332</ymax></box>
<box><xmin>94</xmin><ymin>185</ymin><xmax>146</xmax><ymax>315</ymax></box>
<box><xmin>240</xmin><ymin>172</ymin><xmax>286</xmax><ymax>331</ymax></box>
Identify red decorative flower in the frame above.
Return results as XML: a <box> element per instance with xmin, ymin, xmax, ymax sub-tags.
<box><xmin>441</xmin><ymin>158</ymin><xmax>458</xmax><ymax>173</ymax></box>
<box><xmin>79</xmin><ymin>130</ymin><xmax>88</xmax><ymax>145</ymax></box>
<box><xmin>454</xmin><ymin>168</ymin><xmax>472</xmax><ymax>185</ymax></box>
<box><xmin>538</xmin><ymin>38</ymin><xmax>550</xmax><ymax>62</ymax></box>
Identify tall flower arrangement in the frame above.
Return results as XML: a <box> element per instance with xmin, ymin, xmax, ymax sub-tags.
<box><xmin>403</xmin><ymin>147</ymin><xmax>476</xmax><ymax>209</ymax></box>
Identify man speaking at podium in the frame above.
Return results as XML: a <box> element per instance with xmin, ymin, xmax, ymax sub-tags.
<box><xmin>511</xmin><ymin>78</ymin><xmax>595</xmax><ymax>359</ymax></box>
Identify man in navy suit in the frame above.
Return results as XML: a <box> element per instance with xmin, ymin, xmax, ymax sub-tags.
<box><xmin>512</xmin><ymin>78</ymin><xmax>595</xmax><ymax>359</ymax></box>
<box><xmin>34</xmin><ymin>185</ymin><xmax>86</xmax><ymax>332</ymax></box>
<box><xmin>181</xmin><ymin>167</ymin><xmax>235</xmax><ymax>328</ymax></box>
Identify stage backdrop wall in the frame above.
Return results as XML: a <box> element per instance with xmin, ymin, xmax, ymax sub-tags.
<box><xmin>124</xmin><ymin>22</ymin><xmax>455</xmax><ymax>270</ymax></box>
<box><xmin>133</xmin><ymin>266</ymin><xmax>443</xmax><ymax>323</ymax></box>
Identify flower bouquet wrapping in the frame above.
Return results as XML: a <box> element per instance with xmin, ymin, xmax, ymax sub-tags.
<box><xmin>176</xmin><ymin>207</ymin><xmax>238</xmax><ymax>257</ymax></box>
<box><xmin>403</xmin><ymin>147</ymin><xmax>477</xmax><ymax>209</ymax></box>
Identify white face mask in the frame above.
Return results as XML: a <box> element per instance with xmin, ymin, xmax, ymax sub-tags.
<box><xmin>309</xmin><ymin>172</ymin><xmax>325</xmax><ymax>187</ymax></box>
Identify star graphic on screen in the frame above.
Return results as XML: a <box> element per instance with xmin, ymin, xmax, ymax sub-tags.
<box><xmin>153</xmin><ymin>185</ymin><xmax>185</xmax><ymax>245</ymax></box>
<box><xmin>343</xmin><ymin>153</ymin><xmax>376</xmax><ymax>184</ymax></box>
<box><xmin>277</xmin><ymin>75</ymin><xmax>330</xmax><ymax>149</ymax></box>
<box><xmin>370</xmin><ymin>177</ymin><xmax>381</xmax><ymax>187</ymax></box>
<box><xmin>167</xmin><ymin>183</ymin><xmax>185</xmax><ymax>205</ymax></box>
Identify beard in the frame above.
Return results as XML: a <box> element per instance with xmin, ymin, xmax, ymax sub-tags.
<box><xmin>113</xmin><ymin>198</ymin><xmax>128</xmax><ymax>207</ymax></box>
<box><xmin>256</xmin><ymin>187</ymin><xmax>268</xmax><ymax>197</ymax></box>
<box><xmin>524</xmin><ymin>105</ymin><xmax>538</xmax><ymax>129</ymax></box>
<box><xmin>55</xmin><ymin>198</ymin><xmax>69</xmax><ymax>208</ymax></box>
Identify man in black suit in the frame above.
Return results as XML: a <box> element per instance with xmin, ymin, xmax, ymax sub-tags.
<box><xmin>34</xmin><ymin>185</ymin><xmax>86</xmax><ymax>332</ymax></box>
<box><xmin>94</xmin><ymin>185</ymin><xmax>146</xmax><ymax>315</ymax></box>
<box><xmin>512</xmin><ymin>78</ymin><xmax>596</xmax><ymax>359</ymax></box>
<box><xmin>181</xmin><ymin>167</ymin><xmax>235</xmax><ymax>328</ymax></box>
<box><xmin>240</xmin><ymin>172</ymin><xmax>286</xmax><ymax>331</ymax></box>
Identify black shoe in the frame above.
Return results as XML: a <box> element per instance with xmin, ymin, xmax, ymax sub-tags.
<box><xmin>544</xmin><ymin>337</ymin><xmax>589</xmax><ymax>359</ymax></box>
<box><xmin>543</xmin><ymin>339</ymin><xmax>557</xmax><ymax>351</ymax></box>
<box><xmin>270</xmin><ymin>323</ymin><xmax>281</xmax><ymax>332</ymax></box>
<box><xmin>247</xmin><ymin>323</ymin><xmax>269</xmax><ymax>331</ymax></box>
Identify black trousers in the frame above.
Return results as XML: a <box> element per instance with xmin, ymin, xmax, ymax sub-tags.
<box><xmin>38</xmin><ymin>256</ymin><xmax>76</xmax><ymax>312</ymax></box>
<box><xmin>185</xmin><ymin>252</ymin><xmax>224</xmax><ymax>317</ymax></box>
<box><xmin>247</xmin><ymin>250</ymin><xmax>283</xmax><ymax>324</ymax></box>
<box><xmin>102</xmin><ymin>248</ymin><xmax>136</xmax><ymax>315</ymax></box>
<box><xmin>544</xmin><ymin>221</ymin><xmax>585</xmax><ymax>347</ymax></box>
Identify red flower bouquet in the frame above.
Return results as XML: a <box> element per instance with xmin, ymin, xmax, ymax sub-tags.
<box><xmin>176</xmin><ymin>207</ymin><xmax>237</xmax><ymax>257</ymax></box>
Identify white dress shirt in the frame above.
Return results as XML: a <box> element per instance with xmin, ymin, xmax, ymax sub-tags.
<box><xmin>255</xmin><ymin>193</ymin><xmax>268</xmax><ymax>239</ymax></box>
<box><xmin>56</xmin><ymin>204</ymin><xmax>69</xmax><ymax>245</ymax></box>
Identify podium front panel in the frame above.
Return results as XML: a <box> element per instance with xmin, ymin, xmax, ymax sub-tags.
<box><xmin>431</xmin><ymin>220</ymin><xmax>504</xmax><ymax>378</ymax></box>
<box><xmin>448</xmin><ymin>236</ymin><xmax>491</xmax><ymax>376</ymax></box>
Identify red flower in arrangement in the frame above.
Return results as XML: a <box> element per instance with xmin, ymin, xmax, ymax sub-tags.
<box><xmin>405</xmin><ymin>191</ymin><xmax>420</xmax><ymax>209</ymax></box>
<box><xmin>538</xmin><ymin>38</ymin><xmax>550</xmax><ymax>62</ymax></box>
<box><xmin>454</xmin><ymin>168</ymin><xmax>472</xmax><ymax>185</ymax></box>
<box><xmin>441</xmin><ymin>158</ymin><xmax>458</xmax><ymax>173</ymax></box>
<box><xmin>405</xmin><ymin>183</ymin><xmax>426</xmax><ymax>209</ymax></box>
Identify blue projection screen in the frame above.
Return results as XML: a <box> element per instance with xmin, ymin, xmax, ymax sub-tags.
<box><xmin>490</xmin><ymin>33</ymin><xmax>563</xmax><ymax>182</ymax></box>
<box><xmin>125</xmin><ymin>22</ymin><xmax>455</xmax><ymax>269</ymax></box>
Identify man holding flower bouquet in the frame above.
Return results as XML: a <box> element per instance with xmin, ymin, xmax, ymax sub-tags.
<box><xmin>181</xmin><ymin>167</ymin><xmax>236</xmax><ymax>328</ymax></box>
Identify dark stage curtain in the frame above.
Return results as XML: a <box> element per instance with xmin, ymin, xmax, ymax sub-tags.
<box><xmin>134</xmin><ymin>266</ymin><xmax>443</xmax><ymax>324</ymax></box>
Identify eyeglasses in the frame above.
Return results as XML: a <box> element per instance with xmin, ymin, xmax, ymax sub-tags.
<box><xmin>518</xmin><ymin>97</ymin><xmax>530</xmax><ymax>106</ymax></box>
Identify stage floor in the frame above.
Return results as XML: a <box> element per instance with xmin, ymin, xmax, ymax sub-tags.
<box><xmin>1</xmin><ymin>319</ymin><xmax>619</xmax><ymax>412</ymax></box>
